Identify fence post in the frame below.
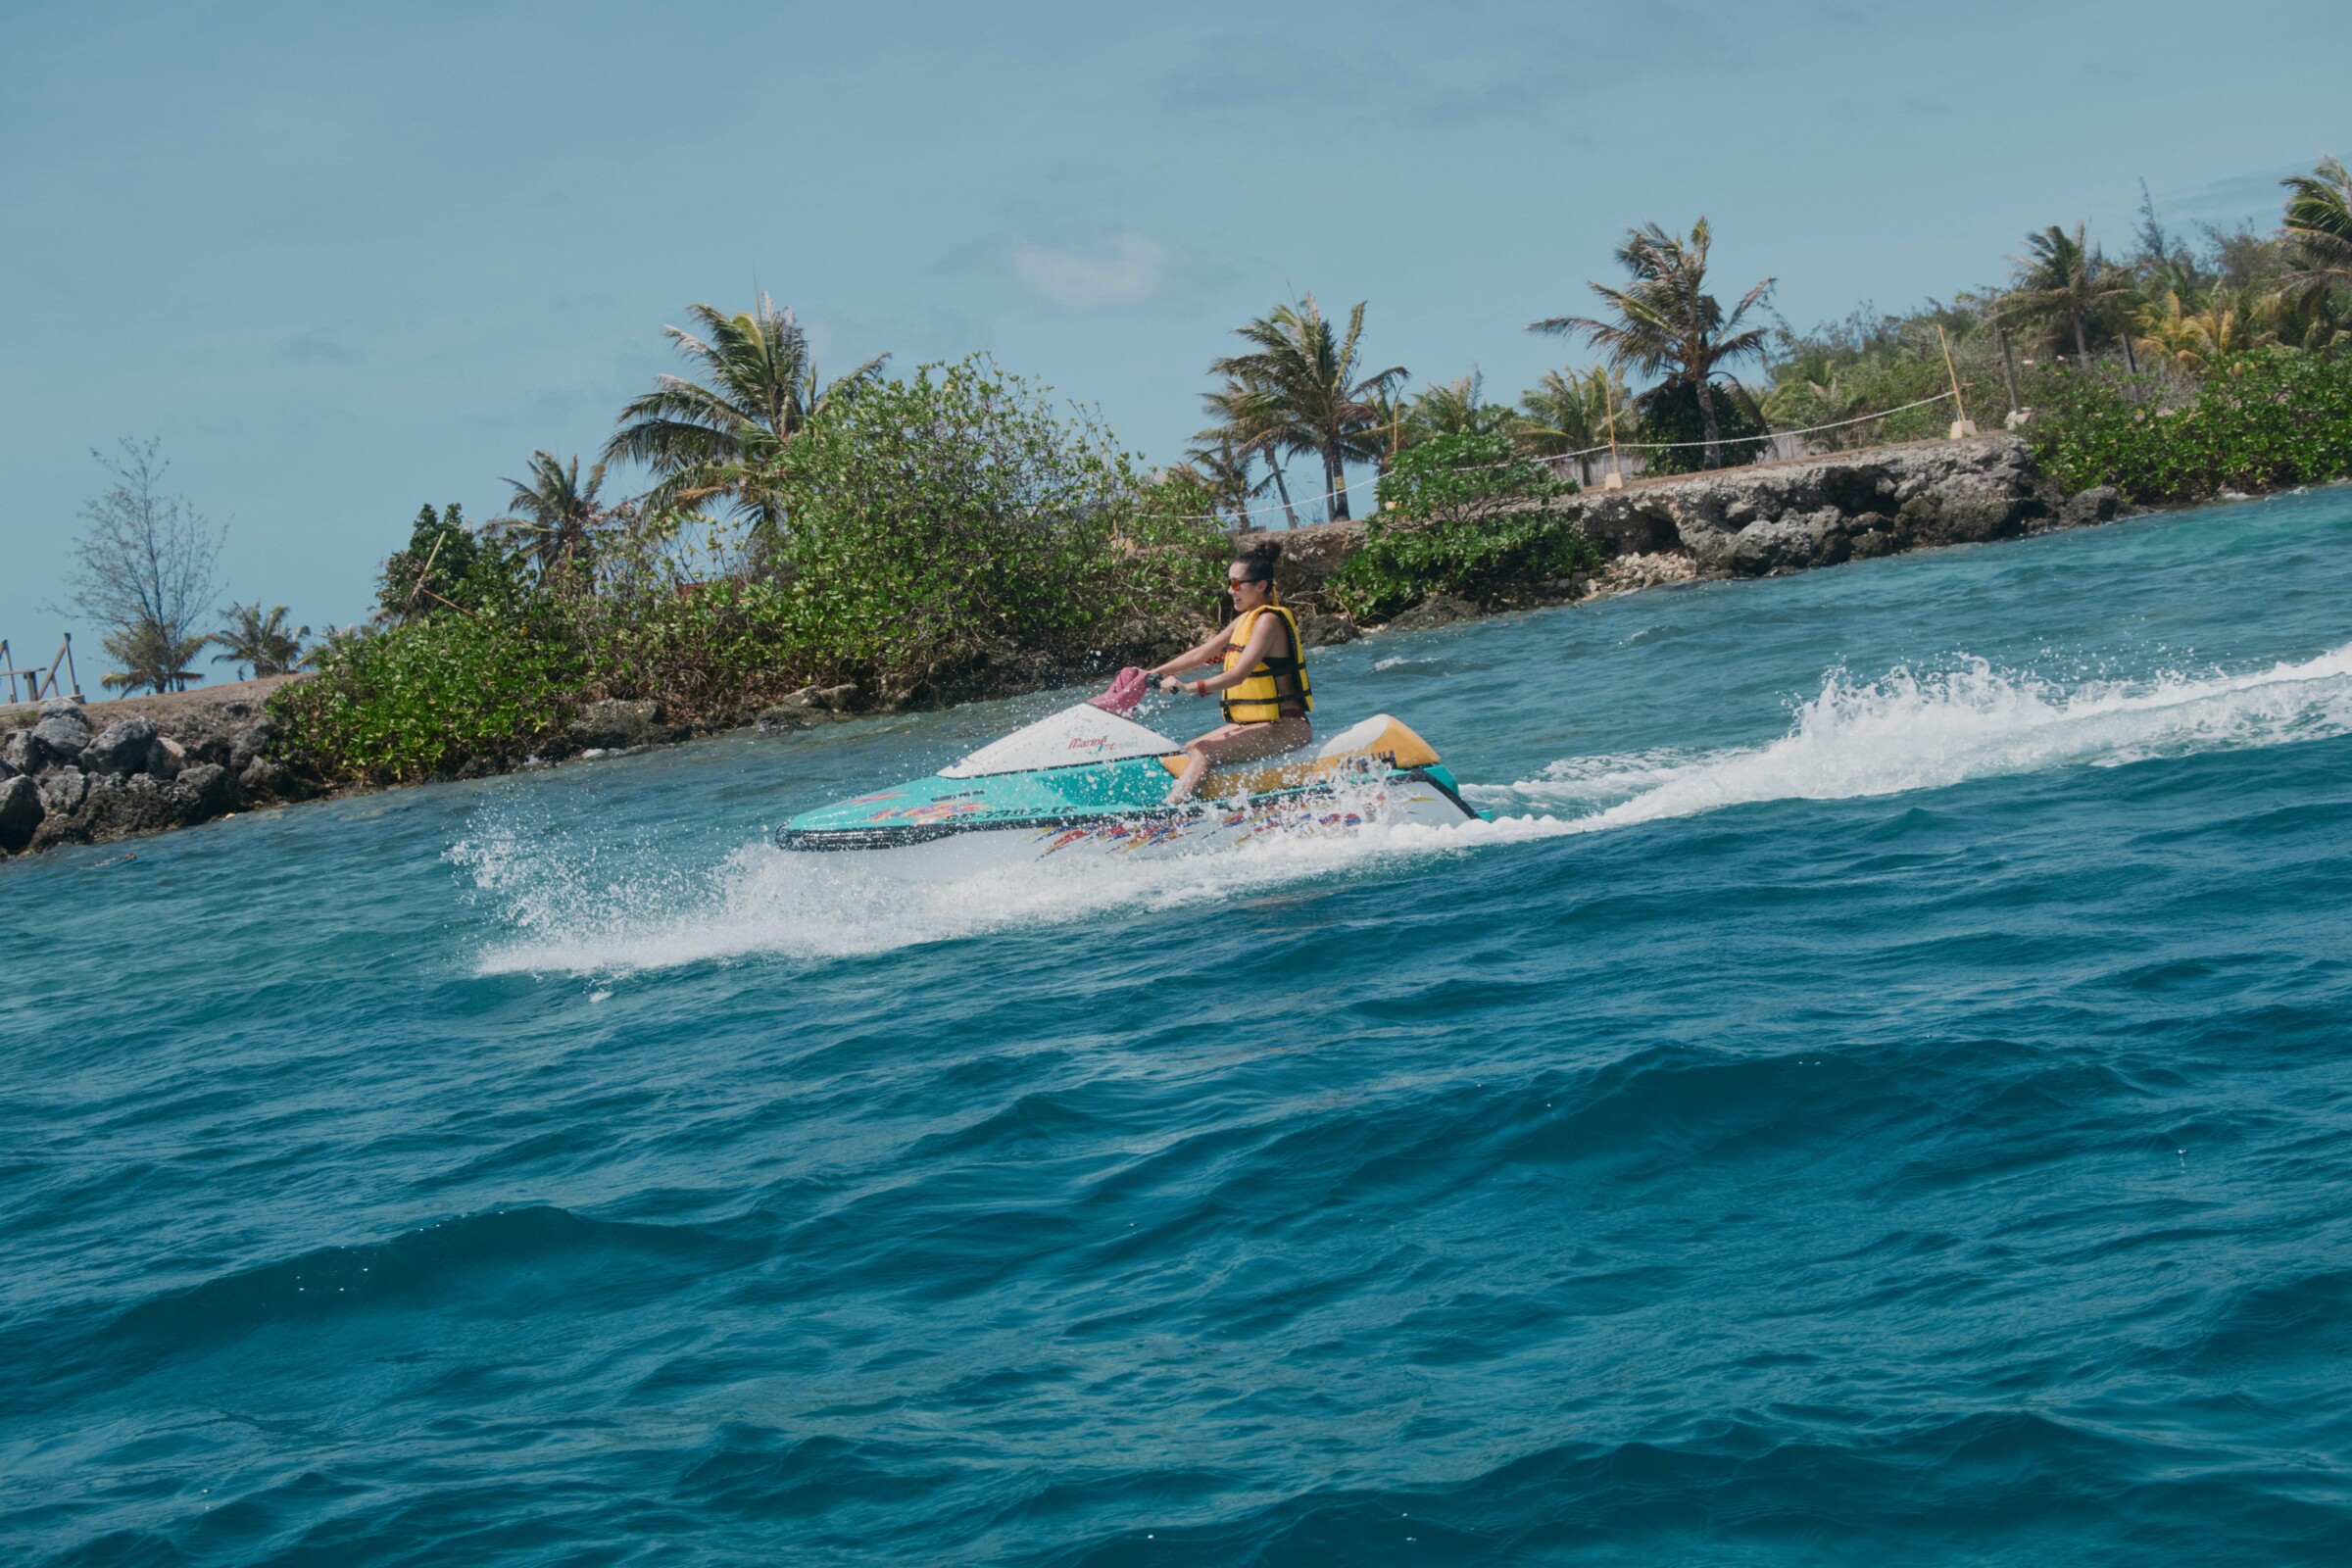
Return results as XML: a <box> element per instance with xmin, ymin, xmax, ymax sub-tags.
<box><xmin>63</xmin><ymin>632</ymin><xmax>82</xmax><ymax>703</ymax></box>
<box><xmin>1602</xmin><ymin>381</ymin><xmax>1625</xmax><ymax>491</ymax></box>
<box><xmin>1938</xmin><ymin>326</ymin><xmax>1978</xmax><ymax>439</ymax></box>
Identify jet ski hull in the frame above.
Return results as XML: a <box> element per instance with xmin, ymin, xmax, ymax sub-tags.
<box><xmin>779</xmin><ymin>766</ymin><xmax>1480</xmax><ymax>877</ymax></box>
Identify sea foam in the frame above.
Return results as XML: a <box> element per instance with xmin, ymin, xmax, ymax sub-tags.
<box><xmin>463</xmin><ymin>641</ymin><xmax>2352</xmax><ymax>975</ymax></box>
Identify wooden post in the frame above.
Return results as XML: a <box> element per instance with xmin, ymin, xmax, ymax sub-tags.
<box><xmin>0</xmin><ymin>640</ymin><xmax>13</xmax><ymax>706</ymax></box>
<box><xmin>1938</xmin><ymin>326</ymin><xmax>1977</xmax><ymax>439</ymax></box>
<box><xmin>63</xmin><ymin>633</ymin><xmax>82</xmax><ymax>703</ymax></box>
<box><xmin>1602</xmin><ymin>378</ymin><xmax>1625</xmax><ymax>491</ymax></box>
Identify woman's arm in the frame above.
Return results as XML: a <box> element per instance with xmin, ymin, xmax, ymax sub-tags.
<box><xmin>1149</xmin><ymin>624</ymin><xmax>1233</xmax><ymax>684</ymax></box>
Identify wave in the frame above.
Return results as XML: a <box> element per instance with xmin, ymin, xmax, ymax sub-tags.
<box><xmin>466</xmin><ymin>642</ymin><xmax>2352</xmax><ymax>975</ymax></box>
<box><xmin>1475</xmin><ymin>639</ymin><xmax>2352</xmax><ymax>829</ymax></box>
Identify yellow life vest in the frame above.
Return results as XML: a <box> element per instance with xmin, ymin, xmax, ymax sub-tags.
<box><xmin>1221</xmin><ymin>604</ymin><xmax>1312</xmax><ymax>724</ymax></box>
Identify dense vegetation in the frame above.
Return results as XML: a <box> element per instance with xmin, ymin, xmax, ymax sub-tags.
<box><xmin>274</xmin><ymin>359</ymin><xmax>1222</xmax><ymax>783</ymax></box>
<box><xmin>1330</xmin><ymin>433</ymin><xmax>1592</xmax><ymax>621</ymax></box>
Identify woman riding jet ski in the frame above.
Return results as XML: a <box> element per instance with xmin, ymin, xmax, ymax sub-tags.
<box><xmin>1146</xmin><ymin>539</ymin><xmax>1313</xmax><ymax>803</ymax></box>
<box><xmin>775</xmin><ymin>540</ymin><xmax>1482</xmax><ymax>873</ymax></box>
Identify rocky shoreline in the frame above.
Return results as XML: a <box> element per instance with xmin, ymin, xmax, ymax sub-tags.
<box><xmin>0</xmin><ymin>433</ymin><xmax>2143</xmax><ymax>865</ymax></box>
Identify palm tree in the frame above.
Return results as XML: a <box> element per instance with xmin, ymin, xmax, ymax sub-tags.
<box><xmin>1209</xmin><ymin>295</ymin><xmax>1406</xmax><ymax>521</ymax></box>
<box><xmin>2133</xmin><ymin>288</ymin><xmax>2276</xmax><ymax>372</ymax></box>
<box><xmin>102</xmin><ymin>619</ymin><xmax>208</xmax><ymax>695</ymax></box>
<box><xmin>606</xmin><ymin>294</ymin><xmax>886</xmax><ymax>526</ymax></box>
<box><xmin>489</xmin><ymin>451</ymin><xmax>608</xmax><ymax>574</ymax></box>
<box><xmin>1408</xmin><ymin>368</ymin><xmax>1516</xmax><ymax>442</ymax></box>
<box><xmin>2280</xmin><ymin>155</ymin><xmax>2352</xmax><ymax>305</ymax></box>
<box><xmin>1200</xmin><ymin>380</ymin><xmax>1300</xmax><ymax>529</ymax></box>
<box><xmin>1514</xmin><ymin>367</ymin><xmax>1629</xmax><ymax>481</ymax></box>
<box><xmin>1531</xmin><ymin>219</ymin><xmax>1774</xmax><ymax>470</ymax></box>
<box><xmin>2003</xmin><ymin>224</ymin><xmax>2129</xmax><ymax>366</ymax></box>
<box><xmin>210</xmin><ymin>602</ymin><xmax>309</xmax><ymax>679</ymax></box>
<box><xmin>1183</xmin><ymin>429</ymin><xmax>1271</xmax><ymax>531</ymax></box>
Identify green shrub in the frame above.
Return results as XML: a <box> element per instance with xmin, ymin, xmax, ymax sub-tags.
<box><xmin>1330</xmin><ymin>432</ymin><xmax>1592</xmax><ymax>621</ymax></box>
<box><xmin>2029</xmin><ymin>346</ymin><xmax>2352</xmax><ymax>502</ymax></box>
<box><xmin>271</xmin><ymin>604</ymin><xmax>580</xmax><ymax>783</ymax></box>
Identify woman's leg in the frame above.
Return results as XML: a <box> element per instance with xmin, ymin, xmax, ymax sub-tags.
<box><xmin>1166</xmin><ymin>717</ymin><xmax>1312</xmax><ymax>803</ymax></box>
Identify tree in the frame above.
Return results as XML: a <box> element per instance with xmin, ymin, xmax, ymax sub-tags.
<box><xmin>210</xmin><ymin>602</ymin><xmax>310</xmax><ymax>679</ymax></box>
<box><xmin>1532</xmin><ymin>218</ymin><xmax>1774</xmax><ymax>469</ymax></box>
<box><xmin>1199</xmin><ymin>380</ymin><xmax>1299</xmax><ymax>529</ymax></box>
<box><xmin>2003</xmin><ymin>223</ymin><xmax>2129</xmax><ymax>365</ymax></box>
<box><xmin>1514</xmin><ymin>367</ymin><xmax>1630</xmax><ymax>480</ymax></box>
<box><xmin>489</xmin><ymin>451</ymin><xmax>608</xmax><ymax>575</ymax></box>
<box><xmin>606</xmin><ymin>294</ymin><xmax>886</xmax><ymax>529</ymax></box>
<box><xmin>2280</xmin><ymin>155</ymin><xmax>2352</xmax><ymax>306</ymax></box>
<box><xmin>1408</xmin><ymin>368</ymin><xmax>1516</xmax><ymax>443</ymax></box>
<box><xmin>53</xmin><ymin>438</ymin><xmax>221</xmax><ymax>695</ymax></box>
<box><xmin>2133</xmin><ymin>288</ymin><xmax>2276</xmax><ymax>372</ymax></box>
<box><xmin>1209</xmin><ymin>295</ymin><xmax>1406</xmax><ymax>521</ymax></box>
<box><xmin>1182</xmin><ymin>428</ymin><xmax>1272</xmax><ymax>531</ymax></box>
<box><xmin>376</xmin><ymin>504</ymin><xmax>480</xmax><ymax>621</ymax></box>
<box><xmin>101</xmin><ymin>621</ymin><xmax>208</xmax><ymax>695</ymax></box>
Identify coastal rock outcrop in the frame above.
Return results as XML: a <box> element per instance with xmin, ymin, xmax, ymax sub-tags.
<box><xmin>1543</xmin><ymin>433</ymin><xmax>2047</xmax><ymax>578</ymax></box>
<box><xmin>1</xmin><ymin>688</ymin><xmax>314</xmax><ymax>861</ymax></box>
<box><xmin>567</xmin><ymin>698</ymin><xmax>678</xmax><ymax>751</ymax></box>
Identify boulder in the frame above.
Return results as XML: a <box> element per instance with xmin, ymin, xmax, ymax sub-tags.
<box><xmin>172</xmin><ymin>762</ymin><xmax>239</xmax><ymax>822</ymax></box>
<box><xmin>0</xmin><ymin>729</ymin><xmax>35</xmax><ymax>774</ymax></box>
<box><xmin>566</xmin><ymin>699</ymin><xmax>677</xmax><ymax>751</ymax></box>
<box><xmin>38</xmin><ymin>766</ymin><xmax>88</xmax><ymax>816</ymax></box>
<box><xmin>81</xmin><ymin>716</ymin><xmax>160</xmax><ymax>777</ymax></box>
<box><xmin>2062</xmin><ymin>485</ymin><xmax>2123</xmax><ymax>528</ymax></box>
<box><xmin>31</xmin><ymin>709</ymin><xmax>91</xmax><ymax>763</ymax></box>
<box><xmin>229</xmin><ymin>719</ymin><xmax>275</xmax><ymax>771</ymax></box>
<box><xmin>0</xmin><ymin>774</ymin><xmax>41</xmax><ymax>853</ymax></box>
<box><xmin>37</xmin><ymin>696</ymin><xmax>82</xmax><ymax>718</ymax></box>
<box><xmin>756</xmin><ymin>683</ymin><xmax>861</xmax><ymax>729</ymax></box>
<box><xmin>78</xmin><ymin>775</ymin><xmax>188</xmax><ymax>843</ymax></box>
<box><xmin>239</xmin><ymin>758</ymin><xmax>292</xmax><ymax>799</ymax></box>
<box><xmin>146</xmin><ymin>735</ymin><xmax>186</xmax><ymax>781</ymax></box>
<box><xmin>1730</xmin><ymin>514</ymin><xmax>1819</xmax><ymax>576</ymax></box>
<box><xmin>1382</xmin><ymin>595</ymin><xmax>1478</xmax><ymax>632</ymax></box>
<box><xmin>1296</xmin><ymin>611</ymin><xmax>1361</xmax><ymax>648</ymax></box>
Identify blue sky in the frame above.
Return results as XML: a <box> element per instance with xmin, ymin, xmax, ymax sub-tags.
<box><xmin>3</xmin><ymin>0</ymin><xmax>2342</xmax><ymax>670</ymax></box>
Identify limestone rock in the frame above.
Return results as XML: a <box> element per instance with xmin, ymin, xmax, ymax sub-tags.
<box><xmin>566</xmin><ymin>699</ymin><xmax>677</xmax><ymax>751</ymax></box>
<box><xmin>38</xmin><ymin>766</ymin><xmax>88</xmax><ymax>815</ymax></box>
<box><xmin>146</xmin><ymin>735</ymin><xmax>186</xmax><ymax>781</ymax></box>
<box><xmin>31</xmin><ymin>710</ymin><xmax>91</xmax><ymax>764</ymax></box>
<box><xmin>1383</xmin><ymin>595</ymin><xmax>1477</xmax><ymax>632</ymax></box>
<box><xmin>2062</xmin><ymin>485</ymin><xmax>2123</xmax><ymax>528</ymax></box>
<box><xmin>1296</xmin><ymin>611</ymin><xmax>1361</xmax><ymax>647</ymax></box>
<box><xmin>229</xmin><ymin>719</ymin><xmax>276</xmax><ymax>771</ymax></box>
<box><xmin>0</xmin><ymin>774</ymin><xmax>41</xmax><ymax>853</ymax></box>
<box><xmin>81</xmin><ymin>716</ymin><xmax>160</xmax><ymax>777</ymax></box>
<box><xmin>0</xmin><ymin>730</ymin><xmax>35</xmax><ymax>774</ymax></box>
<box><xmin>172</xmin><ymin>761</ymin><xmax>239</xmax><ymax>822</ymax></box>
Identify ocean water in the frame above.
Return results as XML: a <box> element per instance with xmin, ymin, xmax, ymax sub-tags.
<box><xmin>7</xmin><ymin>489</ymin><xmax>2352</xmax><ymax>1566</ymax></box>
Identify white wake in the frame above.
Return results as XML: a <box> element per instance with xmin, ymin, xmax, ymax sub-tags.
<box><xmin>462</xmin><ymin>642</ymin><xmax>2352</xmax><ymax>974</ymax></box>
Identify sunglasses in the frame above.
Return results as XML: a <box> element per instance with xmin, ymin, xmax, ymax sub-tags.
<box><xmin>1226</xmin><ymin>574</ymin><xmax>1265</xmax><ymax>589</ymax></box>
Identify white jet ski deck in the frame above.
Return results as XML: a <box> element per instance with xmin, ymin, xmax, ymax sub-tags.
<box><xmin>777</xmin><ymin>703</ymin><xmax>1481</xmax><ymax>870</ymax></box>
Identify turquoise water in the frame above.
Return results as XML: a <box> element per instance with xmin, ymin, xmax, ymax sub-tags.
<box><xmin>8</xmin><ymin>490</ymin><xmax>2352</xmax><ymax>1565</ymax></box>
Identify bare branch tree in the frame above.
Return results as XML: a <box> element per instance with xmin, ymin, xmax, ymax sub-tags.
<box><xmin>49</xmin><ymin>438</ymin><xmax>224</xmax><ymax>694</ymax></box>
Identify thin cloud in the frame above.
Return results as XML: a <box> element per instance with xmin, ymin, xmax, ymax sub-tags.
<box><xmin>1007</xmin><ymin>232</ymin><xmax>1176</xmax><ymax>311</ymax></box>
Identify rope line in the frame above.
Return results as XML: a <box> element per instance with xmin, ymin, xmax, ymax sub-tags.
<box><xmin>1180</xmin><ymin>389</ymin><xmax>1959</xmax><ymax>528</ymax></box>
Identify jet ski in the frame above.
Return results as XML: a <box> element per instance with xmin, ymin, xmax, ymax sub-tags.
<box><xmin>776</xmin><ymin>683</ymin><xmax>1483</xmax><ymax>874</ymax></box>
